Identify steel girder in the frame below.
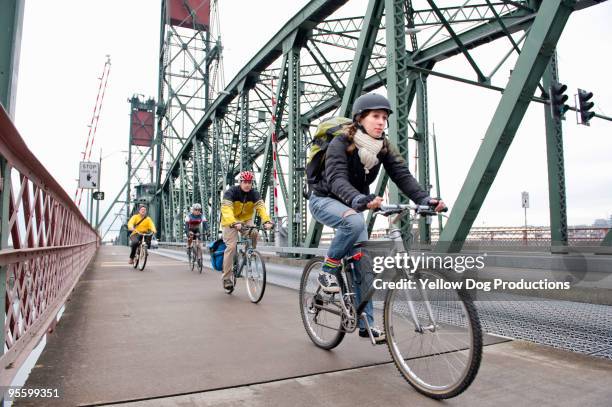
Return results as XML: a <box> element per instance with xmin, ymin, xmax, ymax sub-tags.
<box><xmin>159</xmin><ymin>0</ymin><xmax>534</xmax><ymax>244</ymax></box>
<box><xmin>160</xmin><ymin>3</ymin><xmax>537</xmax><ymax>193</ymax></box>
<box><xmin>436</xmin><ymin>0</ymin><xmax>577</xmax><ymax>253</ymax></box>
<box><xmin>386</xmin><ymin>0</ymin><xmax>412</xmax><ymax>237</ymax></box>
<box><xmin>0</xmin><ymin>0</ymin><xmax>24</xmax><ymax>118</ymax></box>
<box><xmin>259</xmin><ymin>54</ymin><xmax>290</xmax><ymax>239</ymax></box>
<box><xmin>155</xmin><ymin>0</ymin><xmax>222</xmax><ymax>240</ymax></box>
<box><xmin>542</xmin><ymin>52</ymin><xmax>568</xmax><ymax>251</ymax></box>
<box><xmin>148</xmin><ymin>0</ymin><xmax>607</xmax><ymax>251</ymax></box>
<box><xmin>156</xmin><ymin>0</ymin><xmax>213</xmax><ymax>184</ymax></box>
<box><xmin>126</xmin><ymin>96</ymin><xmax>156</xmax><ymax>225</ymax></box>
<box><xmin>208</xmin><ymin>115</ymin><xmax>223</xmax><ymax>236</ymax></box>
<box><xmin>285</xmin><ymin>32</ymin><xmax>307</xmax><ymax>247</ymax></box>
<box><xmin>416</xmin><ymin>74</ymin><xmax>431</xmax><ymax>244</ymax></box>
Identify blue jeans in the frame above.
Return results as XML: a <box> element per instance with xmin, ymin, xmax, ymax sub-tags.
<box><xmin>309</xmin><ymin>194</ymin><xmax>373</xmax><ymax>329</ymax></box>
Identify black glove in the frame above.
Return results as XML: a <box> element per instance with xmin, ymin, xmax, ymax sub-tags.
<box><xmin>420</xmin><ymin>197</ymin><xmax>434</xmax><ymax>206</ymax></box>
<box><xmin>351</xmin><ymin>194</ymin><xmax>376</xmax><ymax>212</ymax></box>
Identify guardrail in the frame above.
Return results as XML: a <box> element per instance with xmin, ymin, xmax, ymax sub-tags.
<box><xmin>160</xmin><ymin>224</ymin><xmax>611</xmax><ymax>256</ymax></box>
<box><xmin>0</xmin><ymin>106</ymin><xmax>99</xmax><ymax>386</ymax></box>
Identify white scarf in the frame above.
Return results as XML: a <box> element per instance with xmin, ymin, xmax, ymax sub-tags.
<box><xmin>353</xmin><ymin>129</ymin><xmax>383</xmax><ymax>173</ymax></box>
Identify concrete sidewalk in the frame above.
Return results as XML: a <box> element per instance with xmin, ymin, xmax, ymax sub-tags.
<box><xmin>111</xmin><ymin>340</ymin><xmax>612</xmax><ymax>407</ymax></box>
<box><xmin>16</xmin><ymin>246</ymin><xmax>611</xmax><ymax>406</ymax></box>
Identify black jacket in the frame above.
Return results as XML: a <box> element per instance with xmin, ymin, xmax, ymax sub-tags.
<box><xmin>311</xmin><ymin>134</ymin><xmax>430</xmax><ymax>208</ymax></box>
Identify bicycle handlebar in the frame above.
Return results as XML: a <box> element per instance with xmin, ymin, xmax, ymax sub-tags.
<box><xmin>133</xmin><ymin>231</ymin><xmax>155</xmax><ymax>236</ymax></box>
<box><xmin>232</xmin><ymin>223</ymin><xmax>274</xmax><ymax>231</ymax></box>
<box><xmin>375</xmin><ymin>203</ymin><xmax>448</xmax><ymax>218</ymax></box>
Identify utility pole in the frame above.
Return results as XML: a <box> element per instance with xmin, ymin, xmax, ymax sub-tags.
<box><xmin>96</xmin><ymin>148</ymin><xmax>101</xmax><ymax>233</ymax></box>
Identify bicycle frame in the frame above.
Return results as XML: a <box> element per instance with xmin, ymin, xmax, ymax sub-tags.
<box><xmin>190</xmin><ymin>232</ymin><xmax>203</xmax><ymax>254</ymax></box>
<box><xmin>234</xmin><ymin>226</ymin><xmax>257</xmax><ymax>277</ymax></box>
<box><xmin>337</xmin><ymin>206</ymin><xmax>441</xmax><ymax>340</ymax></box>
<box><xmin>135</xmin><ymin>232</ymin><xmax>154</xmax><ymax>248</ymax></box>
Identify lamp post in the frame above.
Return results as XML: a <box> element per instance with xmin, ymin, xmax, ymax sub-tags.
<box><xmin>96</xmin><ymin>149</ymin><xmax>128</xmax><ymax>234</ymax></box>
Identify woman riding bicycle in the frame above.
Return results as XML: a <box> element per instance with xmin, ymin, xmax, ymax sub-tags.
<box><xmin>127</xmin><ymin>205</ymin><xmax>157</xmax><ymax>265</ymax></box>
<box><xmin>309</xmin><ymin>93</ymin><xmax>446</xmax><ymax>343</ymax></box>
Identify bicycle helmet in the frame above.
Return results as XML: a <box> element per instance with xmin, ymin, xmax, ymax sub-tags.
<box><xmin>192</xmin><ymin>203</ymin><xmax>202</xmax><ymax>211</ymax></box>
<box><xmin>351</xmin><ymin>93</ymin><xmax>393</xmax><ymax>121</ymax></box>
<box><xmin>239</xmin><ymin>170</ymin><xmax>254</xmax><ymax>182</ymax></box>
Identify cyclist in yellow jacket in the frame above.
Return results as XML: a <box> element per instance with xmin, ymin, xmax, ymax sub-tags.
<box><xmin>127</xmin><ymin>205</ymin><xmax>157</xmax><ymax>264</ymax></box>
<box><xmin>220</xmin><ymin>171</ymin><xmax>274</xmax><ymax>290</ymax></box>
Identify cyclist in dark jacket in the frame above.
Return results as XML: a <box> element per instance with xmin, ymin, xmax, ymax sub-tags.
<box><xmin>309</xmin><ymin>93</ymin><xmax>446</xmax><ymax>343</ymax></box>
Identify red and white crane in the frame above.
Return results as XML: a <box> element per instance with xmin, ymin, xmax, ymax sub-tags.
<box><xmin>74</xmin><ymin>55</ymin><xmax>111</xmax><ymax>206</ymax></box>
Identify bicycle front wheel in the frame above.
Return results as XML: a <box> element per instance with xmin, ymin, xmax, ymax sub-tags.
<box><xmin>189</xmin><ymin>247</ymin><xmax>196</xmax><ymax>271</ymax></box>
<box><xmin>245</xmin><ymin>250</ymin><xmax>266</xmax><ymax>303</ymax></box>
<box><xmin>138</xmin><ymin>245</ymin><xmax>148</xmax><ymax>271</ymax></box>
<box><xmin>197</xmin><ymin>245</ymin><xmax>203</xmax><ymax>273</ymax></box>
<box><xmin>299</xmin><ymin>258</ymin><xmax>345</xmax><ymax>350</ymax></box>
<box><xmin>384</xmin><ymin>269</ymin><xmax>482</xmax><ymax>399</ymax></box>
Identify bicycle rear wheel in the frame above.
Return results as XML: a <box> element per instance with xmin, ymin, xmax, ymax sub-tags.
<box><xmin>133</xmin><ymin>246</ymin><xmax>140</xmax><ymax>269</ymax></box>
<box><xmin>245</xmin><ymin>250</ymin><xmax>266</xmax><ymax>303</ymax></box>
<box><xmin>299</xmin><ymin>258</ymin><xmax>345</xmax><ymax>350</ymax></box>
<box><xmin>138</xmin><ymin>245</ymin><xmax>148</xmax><ymax>271</ymax></box>
<box><xmin>384</xmin><ymin>269</ymin><xmax>482</xmax><ymax>399</ymax></box>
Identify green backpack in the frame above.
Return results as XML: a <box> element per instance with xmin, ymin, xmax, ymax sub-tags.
<box><xmin>305</xmin><ymin>116</ymin><xmax>352</xmax><ymax>185</ymax></box>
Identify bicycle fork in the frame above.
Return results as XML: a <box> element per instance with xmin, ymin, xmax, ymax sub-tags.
<box><xmin>404</xmin><ymin>281</ymin><xmax>439</xmax><ymax>334</ymax></box>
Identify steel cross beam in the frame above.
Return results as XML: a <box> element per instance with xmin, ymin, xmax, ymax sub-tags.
<box><xmin>426</xmin><ymin>0</ymin><xmax>487</xmax><ymax>83</ymax></box>
<box><xmin>305</xmin><ymin>42</ymin><xmax>345</xmax><ymax>97</ymax></box>
<box><xmin>436</xmin><ymin>0</ymin><xmax>576</xmax><ymax>253</ymax></box>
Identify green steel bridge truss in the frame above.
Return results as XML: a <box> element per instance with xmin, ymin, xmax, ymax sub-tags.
<box><xmin>148</xmin><ymin>0</ymin><xmax>610</xmax><ymax>251</ymax></box>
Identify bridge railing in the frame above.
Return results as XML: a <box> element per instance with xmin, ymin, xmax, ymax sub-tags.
<box><xmin>0</xmin><ymin>107</ymin><xmax>99</xmax><ymax>385</ymax></box>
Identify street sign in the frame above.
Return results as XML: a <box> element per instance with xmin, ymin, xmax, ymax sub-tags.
<box><xmin>79</xmin><ymin>162</ymin><xmax>100</xmax><ymax>189</ymax></box>
<box><xmin>93</xmin><ymin>191</ymin><xmax>105</xmax><ymax>200</ymax></box>
<box><xmin>521</xmin><ymin>191</ymin><xmax>529</xmax><ymax>208</ymax></box>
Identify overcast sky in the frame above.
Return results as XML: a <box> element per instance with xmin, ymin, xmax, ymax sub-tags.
<box><xmin>13</xmin><ymin>0</ymin><xmax>612</xmax><ymax>239</ymax></box>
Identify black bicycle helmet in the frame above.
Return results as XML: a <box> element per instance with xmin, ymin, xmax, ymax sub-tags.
<box><xmin>351</xmin><ymin>93</ymin><xmax>393</xmax><ymax>121</ymax></box>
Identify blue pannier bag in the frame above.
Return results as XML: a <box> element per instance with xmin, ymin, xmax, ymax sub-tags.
<box><xmin>208</xmin><ymin>238</ymin><xmax>226</xmax><ymax>272</ymax></box>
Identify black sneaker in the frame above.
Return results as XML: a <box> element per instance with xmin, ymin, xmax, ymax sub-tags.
<box><xmin>223</xmin><ymin>279</ymin><xmax>234</xmax><ymax>290</ymax></box>
<box><xmin>318</xmin><ymin>271</ymin><xmax>340</xmax><ymax>293</ymax></box>
<box><xmin>359</xmin><ymin>327</ymin><xmax>386</xmax><ymax>344</ymax></box>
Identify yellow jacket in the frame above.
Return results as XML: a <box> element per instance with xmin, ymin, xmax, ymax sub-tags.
<box><xmin>127</xmin><ymin>214</ymin><xmax>157</xmax><ymax>235</ymax></box>
<box><xmin>221</xmin><ymin>186</ymin><xmax>271</xmax><ymax>227</ymax></box>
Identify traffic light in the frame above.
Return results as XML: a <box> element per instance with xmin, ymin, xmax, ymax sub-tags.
<box><xmin>549</xmin><ymin>82</ymin><xmax>569</xmax><ymax>120</ymax></box>
<box><xmin>578</xmin><ymin>89</ymin><xmax>595</xmax><ymax>126</ymax></box>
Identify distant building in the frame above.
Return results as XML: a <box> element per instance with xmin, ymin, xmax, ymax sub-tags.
<box><xmin>593</xmin><ymin>218</ymin><xmax>611</xmax><ymax>228</ymax></box>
